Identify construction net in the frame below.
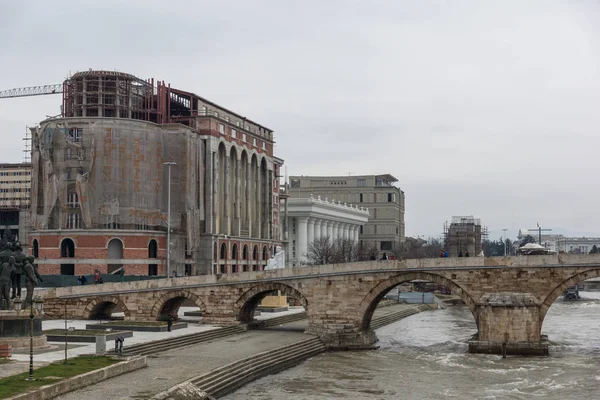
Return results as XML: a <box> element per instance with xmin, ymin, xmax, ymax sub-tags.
<box><xmin>30</xmin><ymin>118</ymin><xmax>206</xmax><ymax>256</ymax></box>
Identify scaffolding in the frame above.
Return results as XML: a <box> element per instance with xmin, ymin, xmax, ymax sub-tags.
<box><xmin>443</xmin><ymin>216</ymin><xmax>488</xmax><ymax>257</ymax></box>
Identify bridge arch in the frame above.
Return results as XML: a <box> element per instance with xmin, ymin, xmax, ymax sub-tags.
<box><xmin>358</xmin><ymin>271</ymin><xmax>477</xmax><ymax>330</ymax></box>
<box><xmin>540</xmin><ymin>268</ymin><xmax>600</xmax><ymax>323</ymax></box>
<box><xmin>84</xmin><ymin>296</ymin><xmax>130</xmax><ymax>320</ymax></box>
<box><xmin>151</xmin><ymin>290</ymin><xmax>207</xmax><ymax>321</ymax></box>
<box><xmin>235</xmin><ymin>283</ymin><xmax>307</xmax><ymax>324</ymax></box>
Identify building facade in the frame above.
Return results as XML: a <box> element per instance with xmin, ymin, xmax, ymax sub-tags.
<box><xmin>288</xmin><ymin>174</ymin><xmax>405</xmax><ymax>253</ymax></box>
<box><xmin>556</xmin><ymin>237</ymin><xmax>600</xmax><ymax>254</ymax></box>
<box><xmin>281</xmin><ymin>195</ymin><xmax>369</xmax><ymax>265</ymax></box>
<box><xmin>30</xmin><ymin>70</ymin><xmax>281</xmax><ymax>276</ymax></box>
<box><xmin>0</xmin><ymin>163</ymin><xmax>32</xmax><ymax>251</ymax></box>
<box><xmin>443</xmin><ymin>216</ymin><xmax>484</xmax><ymax>257</ymax></box>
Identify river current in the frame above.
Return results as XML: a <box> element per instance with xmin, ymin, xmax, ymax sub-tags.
<box><xmin>226</xmin><ymin>291</ymin><xmax>600</xmax><ymax>399</ymax></box>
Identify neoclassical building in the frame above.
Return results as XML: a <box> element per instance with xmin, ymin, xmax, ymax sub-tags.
<box><xmin>29</xmin><ymin>70</ymin><xmax>281</xmax><ymax>276</ymax></box>
<box><xmin>282</xmin><ymin>196</ymin><xmax>369</xmax><ymax>265</ymax></box>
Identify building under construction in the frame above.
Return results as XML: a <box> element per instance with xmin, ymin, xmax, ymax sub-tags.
<box><xmin>29</xmin><ymin>70</ymin><xmax>282</xmax><ymax>276</ymax></box>
<box><xmin>443</xmin><ymin>216</ymin><xmax>487</xmax><ymax>257</ymax></box>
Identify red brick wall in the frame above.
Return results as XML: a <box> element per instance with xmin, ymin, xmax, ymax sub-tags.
<box><xmin>30</xmin><ymin>231</ymin><xmax>166</xmax><ymax>276</ymax></box>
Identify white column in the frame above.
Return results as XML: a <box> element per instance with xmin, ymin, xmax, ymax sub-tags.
<box><xmin>314</xmin><ymin>218</ymin><xmax>321</xmax><ymax>240</ymax></box>
<box><xmin>327</xmin><ymin>221</ymin><xmax>333</xmax><ymax>240</ymax></box>
<box><xmin>343</xmin><ymin>224</ymin><xmax>350</xmax><ymax>240</ymax></box>
<box><xmin>297</xmin><ymin>217</ymin><xmax>308</xmax><ymax>262</ymax></box>
<box><xmin>354</xmin><ymin>225</ymin><xmax>360</xmax><ymax>243</ymax></box>
<box><xmin>332</xmin><ymin>222</ymin><xmax>339</xmax><ymax>241</ymax></box>
<box><xmin>321</xmin><ymin>220</ymin><xmax>328</xmax><ymax>238</ymax></box>
<box><xmin>307</xmin><ymin>218</ymin><xmax>315</xmax><ymax>246</ymax></box>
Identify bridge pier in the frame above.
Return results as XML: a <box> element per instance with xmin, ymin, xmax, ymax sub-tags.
<box><xmin>469</xmin><ymin>293</ymin><xmax>548</xmax><ymax>356</ymax></box>
<box><xmin>307</xmin><ymin>320</ymin><xmax>377</xmax><ymax>350</ymax></box>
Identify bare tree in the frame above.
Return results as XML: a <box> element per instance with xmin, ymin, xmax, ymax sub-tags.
<box><xmin>399</xmin><ymin>237</ymin><xmax>444</xmax><ymax>259</ymax></box>
<box><xmin>306</xmin><ymin>237</ymin><xmax>379</xmax><ymax>265</ymax></box>
<box><xmin>306</xmin><ymin>236</ymin><xmax>335</xmax><ymax>265</ymax></box>
<box><xmin>331</xmin><ymin>238</ymin><xmax>357</xmax><ymax>263</ymax></box>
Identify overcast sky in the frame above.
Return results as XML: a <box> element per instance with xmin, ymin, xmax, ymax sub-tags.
<box><xmin>1</xmin><ymin>0</ymin><xmax>599</xmax><ymax>238</ymax></box>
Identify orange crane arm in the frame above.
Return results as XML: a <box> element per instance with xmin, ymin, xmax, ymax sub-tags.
<box><xmin>0</xmin><ymin>84</ymin><xmax>62</xmax><ymax>99</ymax></box>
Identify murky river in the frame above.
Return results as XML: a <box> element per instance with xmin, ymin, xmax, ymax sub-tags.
<box><xmin>226</xmin><ymin>292</ymin><xmax>600</xmax><ymax>399</ymax></box>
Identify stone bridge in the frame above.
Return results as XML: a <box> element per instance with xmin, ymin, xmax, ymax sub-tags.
<box><xmin>42</xmin><ymin>254</ymin><xmax>600</xmax><ymax>355</ymax></box>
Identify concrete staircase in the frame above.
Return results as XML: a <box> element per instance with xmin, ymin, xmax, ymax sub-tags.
<box><xmin>109</xmin><ymin>325</ymin><xmax>246</xmax><ymax>357</ymax></box>
<box><xmin>189</xmin><ymin>337</ymin><xmax>326</xmax><ymax>399</ymax></box>
<box><xmin>247</xmin><ymin>311</ymin><xmax>307</xmax><ymax>329</ymax></box>
<box><xmin>370</xmin><ymin>304</ymin><xmax>433</xmax><ymax>330</ymax></box>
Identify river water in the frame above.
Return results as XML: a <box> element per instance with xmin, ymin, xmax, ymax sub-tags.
<box><xmin>226</xmin><ymin>291</ymin><xmax>600</xmax><ymax>400</ymax></box>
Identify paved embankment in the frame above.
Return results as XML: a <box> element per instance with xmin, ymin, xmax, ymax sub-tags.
<box><xmin>55</xmin><ymin>322</ymin><xmax>310</xmax><ymax>400</ymax></box>
<box><xmin>54</xmin><ymin>303</ymin><xmax>435</xmax><ymax>399</ymax></box>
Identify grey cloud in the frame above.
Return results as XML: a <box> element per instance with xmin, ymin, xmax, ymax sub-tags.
<box><xmin>1</xmin><ymin>0</ymin><xmax>599</xmax><ymax>238</ymax></box>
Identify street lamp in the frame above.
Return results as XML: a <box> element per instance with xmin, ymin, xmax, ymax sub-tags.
<box><xmin>163</xmin><ymin>162</ymin><xmax>177</xmax><ymax>278</ymax></box>
<box><xmin>502</xmin><ymin>229</ymin><xmax>508</xmax><ymax>256</ymax></box>
<box><xmin>26</xmin><ymin>299</ymin><xmax>44</xmax><ymax>381</ymax></box>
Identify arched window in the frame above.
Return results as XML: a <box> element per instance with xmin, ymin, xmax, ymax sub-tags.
<box><xmin>148</xmin><ymin>239</ymin><xmax>158</xmax><ymax>258</ymax></box>
<box><xmin>262</xmin><ymin>246</ymin><xmax>268</xmax><ymax>261</ymax></box>
<box><xmin>32</xmin><ymin>239</ymin><xmax>39</xmax><ymax>258</ymax></box>
<box><xmin>253</xmin><ymin>245</ymin><xmax>258</xmax><ymax>260</ymax></box>
<box><xmin>242</xmin><ymin>245</ymin><xmax>248</xmax><ymax>260</ymax></box>
<box><xmin>108</xmin><ymin>238</ymin><xmax>123</xmax><ymax>259</ymax></box>
<box><xmin>60</xmin><ymin>238</ymin><xmax>75</xmax><ymax>258</ymax></box>
<box><xmin>220</xmin><ymin>243</ymin><xmax>227</xmax><ymax>259</ymax></box>
<box><xmin>232</xmin><ymin>243</ymin><xmax>238</xmax><ymax>260</ymax></box>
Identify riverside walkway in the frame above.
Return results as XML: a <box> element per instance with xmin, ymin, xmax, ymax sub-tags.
<box><xmin>55</xmin><ymin>304</ymin><xmax>424</xmax><ymax>400</ymax></box>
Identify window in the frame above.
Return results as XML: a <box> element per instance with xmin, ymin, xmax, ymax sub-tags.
<box><xmin>66</xmin><ymin>169</ymin><xmax>71</xmax><ymax>181</ymax></box>
<box><xmin>359</xmin><ymin>193</ymin><xmax>363</xmax><ymax>203</ymax></box>
<box><xmin>67</xmin><ymin>213</ymin><xmax>81</xmax><ymax>229</ymax></box>
<box><xmin>357</xmin><ymin>178</ymin><xmax>366</xmax><ymax>187</ymax></box>
<box><xmin>232</xmin><ymin>129</ymin><xmax>237</xmax><ymax>139</ymax></box>
<box><xmin>219</xmin><ymin>124</ymin><xmax>225</xmax><ymax>134</ymax></box>
<box><xmin>148</xmin><ymin>239</ymin><xmax>158</xmax><ymax>258</ymax></box>
<box><xmin>381</xmin><ymin>241</ymin><xmax>392</xmax><ymax>251</ymax></box>
<box><xmin>65</xmin><ymin>148</ymin><xmax>72</xmax><ymax>160</ymax></box>
<box><xmin>242</xmin><ymin>133</ymin><xmax>247</xmax><ymax>142</ymax></box>
<box><xmin>262</xmin><ymin>141</ymin><xmax>266</xmax><ymax>150</ymax></box>
<box><xmin>360</xmin><ymin>226</ymin><xmax>363</xmax><ymax>234</ymax></box>
<box><xmin>252</xmin><ymin>138</ymin><xmax>257</xmax><ymax>146</ymax></box>
<box><xmin>388</xmin><ymin>193</ymin><xmax>396</xmax><ymax>202</ymax></box>
<box><xmin>67</xmin><ymin>128</ymin><xmax>83</xmax><ymax>142</ymax></box>
<box><xmin>290</xmin><ymin>179</ymin><xmax>300</xmax><ymax>188</ymax></box>
<box><xmin>67</xmin><ymin>192</ymin><xmax>78</xmax><ymax>207</ymax></box>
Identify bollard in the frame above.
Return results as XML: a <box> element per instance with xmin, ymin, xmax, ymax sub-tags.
<box><xmin>96</xmin><ymin>336</ymin><xmax>106</xmax><ymax>355</ymax></box>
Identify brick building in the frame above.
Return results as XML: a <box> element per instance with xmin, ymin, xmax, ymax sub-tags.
<box><xmin>30</xmin><ymin>70</ymin><xmax>282</xmax><ymax>276</ymax></box>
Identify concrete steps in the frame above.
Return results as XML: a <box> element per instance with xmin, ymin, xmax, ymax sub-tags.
<box><xmin>370</xmin><ymin>305</ymin><xmax>432</xmax><ymax>330</ymax></box>
<box><xmin>247</xmin><ymin>311</ymin><xmax>307</xmax><ymax>329</ymax></box>
<box><xmin>191</xmin><ymin>337</ymin><xmax>326</xmax><ymax>398</ymax></box>
<box><xmin>109</xmin><ymin>325</ymin><xmax>246</xmax><ymax>357</ymax></box>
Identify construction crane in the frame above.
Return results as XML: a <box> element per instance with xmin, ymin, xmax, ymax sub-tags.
<box><xmin>528</xmin><ymin>223</ymin><xmax>552</xmax><ymax>245</ymax></box>
<box><xmin>0</xmin><ymin>83</ymin><xmax>63</xmax><ymax>99</ymax></box>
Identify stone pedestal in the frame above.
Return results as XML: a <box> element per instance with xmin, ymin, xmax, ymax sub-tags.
<box><xmin>0</xmin><ymin>310</ymin><xmax>48</xmax><ymax>350</ymax></box>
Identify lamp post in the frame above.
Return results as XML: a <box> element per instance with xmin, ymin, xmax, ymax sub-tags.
<box><xmin>163</xmin><ymin>162</ymin><xmax>176</xmax><ymax>278</ymax></box>
<box><xmin>24</xmin><ymin>300</ymin><xmax>42</xmax><ymax>381</ymax></box>
<box><xmin>503</xmin><ymin>229</ymin><xmax>508</xmax><ymax>256</ymax></box>
<box><xmin>26</xmin><ymin>300</ymin><xmax>34</xmax><ymax>381</ymax></box>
